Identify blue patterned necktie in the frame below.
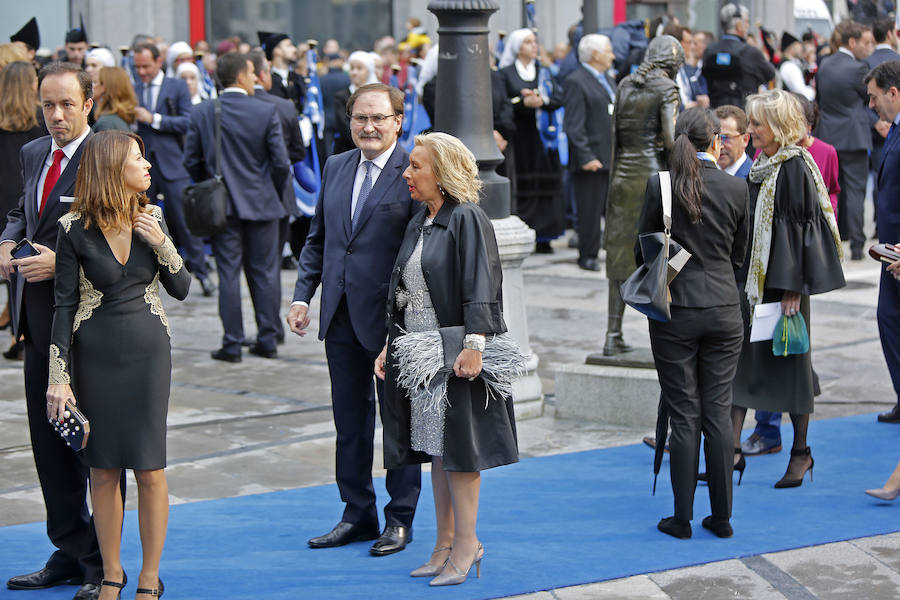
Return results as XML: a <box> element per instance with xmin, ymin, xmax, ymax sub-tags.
<box><xmin>143</xmin><ymin>82</ymin><xmax>152</xmax><ymax>110</ymax></box>
<box><xmin>889</xmin><ymin>122</ymin><xmax>898</xmax><ymax>146</ymax></box>
<box><xmin>352</xmin><ymin>160</ymin><xmax>373</xmax><ymax>232</ymax></box>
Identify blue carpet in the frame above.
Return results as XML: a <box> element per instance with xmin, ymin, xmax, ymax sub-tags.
<box><xmin>2</xmin><ymin>413</ymin><xmax>899</xmax><ymax>600</ymax></box>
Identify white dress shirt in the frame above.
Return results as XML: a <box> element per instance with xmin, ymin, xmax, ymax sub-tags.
<box><xmin>724</xmin><ymin>151</ymin><xmax>748</xmax><ymax>177</ymax></box>
<box><xmin>35</xmin><ymin>127</ymin><xmax>91</xmax><ymax>213</ymax></box>
<box><xmin>351</xmin><ymin>141</ymin><xmax>396</xmax><ymax>218</ymax></box>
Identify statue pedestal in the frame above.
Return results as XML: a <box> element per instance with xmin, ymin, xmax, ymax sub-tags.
<box><xmin>493</xmin><ymin>215</ymin><xmax>543</xmax><ymax>420</ymax></box>
<box><xmin>554</xmin><ymin>362</ymin><xmax>660</xmax><ymax>428</ymax></box>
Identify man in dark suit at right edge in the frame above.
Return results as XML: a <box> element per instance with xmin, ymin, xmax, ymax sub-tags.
<box><xmin>0</xmin><ymin>62</ymin><xmax>104</xmax><ymax>600</ymax></box>
<box><xmin>866</xmin><ymin>61</ymin><xmax>900</xmax><ymax>423</ymax></box>
<box><xmin>287</xmin><ymin>83</ymin><xmax>421</xmax><ymax>556</ymax></box>
<box><xmin>815</xmin><ymin>20</ymin><xmax>874</xmax><ymax>260</ymax></box>
<box><xmin>184</xmin><ymin>53</ymin><xmax>291</xmax><ymax>362</ymax></box>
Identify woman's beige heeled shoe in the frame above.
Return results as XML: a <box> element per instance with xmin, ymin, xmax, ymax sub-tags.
<box><xmin>410</xmin><ymin>546</ymin><xmax>451</xmax><ymax>577</ymax></box>
<box><xmin>429</xmin><ymin>543</ymin><xmax>484</xmax><ymax>587</ymax></box>
<box><xmin>865</xmin><ymin>487</ymin><xmax>900</xmax><ymax>501</ymax></box>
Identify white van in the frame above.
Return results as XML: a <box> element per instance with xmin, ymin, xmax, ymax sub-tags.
<box><xmin>794</xmin><ymin>0</ymin><xmax>835</xmax><ymax>38</ymax></box>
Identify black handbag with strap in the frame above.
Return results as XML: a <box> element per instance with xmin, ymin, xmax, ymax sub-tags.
<box><xmin>620</xmin><ymin>171</ymin><xmax>692</xmax><ymax>322</ymax></box>
<box><xmin>183</xmin><ymin>98</ymin><xmax>229</xmax><ymax>237</ymax></box>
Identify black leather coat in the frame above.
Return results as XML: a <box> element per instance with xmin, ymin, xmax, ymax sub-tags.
<box><xmin>382</xmin><ymin>200</ymin><xmax>519</xmax><ymax>472</ymax></box>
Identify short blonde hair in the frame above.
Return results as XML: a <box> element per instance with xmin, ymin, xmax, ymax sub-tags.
<box><xmin>745</xmin><ymin>89</ymin><xmax>807</xmax><ymax>148</ymax></box>
<box><xmin>413</xmin><ymin>132</ymin><xmax>482</xmax><ymax>204</ymax></box>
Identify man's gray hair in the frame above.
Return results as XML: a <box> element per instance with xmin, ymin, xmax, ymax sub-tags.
<box><xmin>578</xmin><ymin>34</ymin><xmax>612</xmax><ymax>64</ymax></box>
<box><xmin>720</xmin><ymin>3</ymin><xmax>749</xmax><ymax>33</ymax></box>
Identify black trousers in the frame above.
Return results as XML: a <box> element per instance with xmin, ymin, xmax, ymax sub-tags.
<box><xmin>878</xmin><ymin>267</ymin><xmax>900</xmax><ymax>402</ymax></box>
<box><xmin>146</xmin><ymin>172</ymin><xmax>208</xmax><ymax>279</ymax></box>
<box><xmin>836</xmin><ymin>150</ymin><xmax>868</xmax><ymax>252</ymax></box>
<box><xmin>23</xmin><ymin>339</ymin><xmax>103</xmax><ymax>583</ymax></box>
<box><xmin>572</xmin><ymin>170</ymin><xmax>609</xmax><ymax>259</ymax></box>
<box><xmin>210</xmin><ymin>216</ymin><xmax>281</xmax><ymax>354</ymax></box>
<box><xmin>324</xmin><ymin>298</ymin><xmax>421</xmax><ymax>528</ymax></box>
<box><xmin>649</xmin><ymin>304</ymin><xmax>743</xmax><ymax>521</ymax></box>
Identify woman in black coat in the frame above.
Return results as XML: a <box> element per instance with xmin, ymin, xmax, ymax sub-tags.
<box><xmin>636</xmin><ymin>107</ymin><xmax>750</xmax><ymax>539</ymax></box>
<box><xmin>375</xmin><ymin>132</ymin><xmax>518</xmax><ymax>587</ymax></box>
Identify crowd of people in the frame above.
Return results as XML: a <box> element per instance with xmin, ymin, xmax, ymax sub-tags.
<box><xmin>1</xmin><ymin>2</ymin><xmax>900</xmax><ymax>598</ymax></box>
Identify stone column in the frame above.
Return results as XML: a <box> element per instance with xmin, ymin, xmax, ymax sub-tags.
<box><xmin>428</xmin><ymin>0</ymin><xmax>543</xmax><ymax>418</ymax></box>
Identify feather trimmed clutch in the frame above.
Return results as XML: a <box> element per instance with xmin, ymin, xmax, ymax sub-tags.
<box><xmin>391</xmin><ymin>326</ymin><xmax>527</xmax><ymax>413</ymax></box>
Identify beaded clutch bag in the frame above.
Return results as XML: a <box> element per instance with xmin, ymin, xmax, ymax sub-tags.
<box><xmin>49</xmin><ymin>401</ymin><xmax>90</xmax><ymax>451</ymax></box>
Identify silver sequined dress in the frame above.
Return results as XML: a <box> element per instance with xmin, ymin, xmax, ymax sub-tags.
<box><xmin>401</xmin><ymin>218</ymin><xmax>445</xmax><ymax>456</ymax></box>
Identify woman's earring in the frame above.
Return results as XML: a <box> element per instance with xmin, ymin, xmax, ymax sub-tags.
<box><xmin>437</xmin><ymin>184</ymin><xmax>447</xmax><ymax>197</ymax></box>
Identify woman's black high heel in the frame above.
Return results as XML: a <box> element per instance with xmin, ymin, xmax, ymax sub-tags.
<box><xmin>99</xmin><ymin>572</ymin><xmax>127</xmax><ymax>599</ymax></box>
<box><xmin>774</xmin><ymin>446</ymin><xmax>814</xmax><ymax>488</ymax></box>
<box><xmin>135</xmin><ymin>577</ymin><xmax>164</xmax><ymax>598</ymax></box>
<box><xmin>698</xmin><ymin>448</ymin><xmax>745</xmax><ymax>485</ymax></box>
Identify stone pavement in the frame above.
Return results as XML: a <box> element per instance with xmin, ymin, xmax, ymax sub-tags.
<box><xmin>1</xmin><ymin>233</ymin><xmax>897</xmax><ymax>599</ymax></box>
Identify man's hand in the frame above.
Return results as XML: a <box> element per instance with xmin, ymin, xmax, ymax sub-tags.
<box><xmin>134</xmin><ymin>106</ymin><xmax>154</xmax><ymax>124</ymax></box>
<box><xmin>876</xmin><ymin>119</ymin><xmax>892</xmax><ymax>138</ymax></box>
<box><xmin>11</xmin><ymin>243</ymin><xmax>55</xmax><ymax>282</ymax></box>
<box><xmin>374</xmin><ymin>344</ymin><xmax>388</xmax><ymax>380</ymax></box>
<box><xmin>493</xmin><ymin>130</ymin><xmax>508</xmax><ymax>153</ymax></box>
<box><xmin>582</xmin><ymin>159</ymin><xmax>603</xmax><ymax>172</ymax></box>
<box><xmin>888</xmin><ymin>244</ymin><xmax>900</xmax><ymax>280</ymax></box>
<box><xmin>286</xmin><ymin>303</ymin><xmax>311</xmax><ymax>336</ymax></box>
<box><xmin>0</xmin><ymin>241</ymin><xmax>14</xmax><ymax>280</ymax></box>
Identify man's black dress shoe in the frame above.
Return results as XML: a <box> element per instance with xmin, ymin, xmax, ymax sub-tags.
<box><xmin>248</xmin><ymin>343</ymin><xmax>277</xmax><ymax>359</ymax></box>
<box><xmin>210</xmin><ymin>348</ymin><xmax>242</xmax><ymax>363</ymax></box>
<box><xmin>308</xmin><ymin>521</ymin><xmax>380</xmax><ymax>548</ymax></box>
<box><xmin>197</xmin><ymin>276</ymin><xmax>216</xmax><ymax>297</ymax></box>
<box><xmin>281</xmin><ymin>255</ymin><xmax>299</xmax><ymax>270</ymax></box>
<box><xmin>369</xmin><ymin>525</ymin><xmax>412</xmax><ymax>556</ymax></box>
<box><xmin>577</xmin><ymin>257</ymin><xmax>601</xmax><ymax>271</ymax></box>
<box><xmin>878</xmin><ymin>405</ymin><xmax>900</xmax><ymax>423</ymax></box>
<box><xmin>851</xmin><ymin>247</ymin><xmax>864</xmax><ymax>261</ymax></box>
<box><xmin>73</xmin><ymin>582</ymin><xmax>102</xmax><ymax>599</ymax></box>
<box><xmin>7</xmin><ymin>566</ymin><xmax>82</xmax><ymax>589</ymax></box>
<box><xmin>657</xmin><ymin>516</ymin><xmax>692</xmax><ymax>539</ymax></box>
<box><xmin>701</xmin><ymin>515</ymin><xmax>733</xmax><ymax>538</ymax></box>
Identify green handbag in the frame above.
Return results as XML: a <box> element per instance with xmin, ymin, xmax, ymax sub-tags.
<box><xmin>772</xmin><ymin>313</ymin><xmax>810</xmax><ymax>356</ymax></box>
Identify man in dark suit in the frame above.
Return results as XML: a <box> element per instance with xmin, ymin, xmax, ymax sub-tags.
<box><xmin>132</xmin><ymin>42</ymin><xmax>214</xmax><ymax>295</ymax></box>
<box><xmin>249</xmin><ymin>49</ymin><xmax>307</xmax><ymax>342</ymax></box>
<box><xmin>866</xmin><ymin>16</ymin><xmax>900</xmax><ymax>228</ymax></box>
<box><xmin>866</xmin><ymin>61</ymin><xmax>900</xmax><ymax>423</ymax></box>
<box><xmin>701</xmin><ymin>3</ymin><xmax>776</xmax><ymax>108</ymax></box>
<box><xmin>816</xmin><ymin>20</ymin><xmax>874</xmax><ymax>260</ymax></box>
<box><xmin>319</xmin><ymin>51</ymin><xmax>351</xmax><ymax>157</ymax></box>
<box><xmin>563</xmin><ymin>33</ymin><xmax>616</xmax><ymax>272</ymax></box>
<box><xmin>259</xmin><ymin>32</ymin><xmax>306</xmax><ymax>114</ymax></box>
<box><xmin>184</xmin><ymin>53</ymin><xmax>291</xmax><ymax>362</ymax></box>
<box><xmin>0</xmin><ymin>62</ymin><xmax>103</xmax><ymax>600</ymax></box>
<box><xmin>287</xmin><ymin>83</ymin><xmax>421</xmax><ymax>556</ymax></box>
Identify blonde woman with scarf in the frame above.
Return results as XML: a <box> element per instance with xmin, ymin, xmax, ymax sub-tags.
<box><xmin>731</xmin><ymin>89</ymin><xmax>845</xmax><ymax>489</ymax></box>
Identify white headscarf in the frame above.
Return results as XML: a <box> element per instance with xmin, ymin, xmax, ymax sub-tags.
<box><xmin>166</xmin><ymin>41</ymin><xmax>193</xmax><ymax>76</ymax></box>
<box><xmin>86</xmin><ymin>47</ymin><xmax>116</xmax><ymax>68</ymax></box>
<box><xmin>498</xmin><ymin>28</ymin><xmax>534</xmax><ymax>69</ymax></box>
<box><xmin>175</xmin><ymin>61</ymin><xmax>203</xmax><ymax>103</ymax></box>
<box><xmin>347</xmin><ymin>50</ymin><xmax>379</xmax><ymax>91</ymax></box>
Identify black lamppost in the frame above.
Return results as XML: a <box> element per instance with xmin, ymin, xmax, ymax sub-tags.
<box><xmin>427</xmin><ymin>0</ymin><xmax>508</xmax><ymax>220</ymax></box>
<box><xmin>583</xmin><ymin>0</ymin><xmax>600</xmax><ymax>34</ymax></box>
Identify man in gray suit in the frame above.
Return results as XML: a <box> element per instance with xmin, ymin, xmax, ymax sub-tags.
<box><xmin>184</xmin><ymin>53</ymin><xmax>291</xmax><ymax>362</ymax></box>
<box><xmin>815</xmin><ymin>20</ymin><xmax>875</xmax><ymax>260</ymax></box>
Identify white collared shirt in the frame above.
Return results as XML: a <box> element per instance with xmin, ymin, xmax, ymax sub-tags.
<box><xmin>223</xmin><ymin>86</ymin><xmax>248</xmax><ymax>95</ymax></box>
<box><xmin>838</xmin><ymin>47</ymin><xmax>856</xmax><ymax>59</ymax></box>
<box><xmin>35</xmin><ymin>127</ymin><xmax>91</xmax><ymax>212</ymax></box>
<box><xmin>272</xmin><ymin>66</ymin><xmax>289</xmax><ymax>86</ymax></box>
<box><xmin>138</xmin><ymin>70</ymin><xmax>166</xmax><ymax>130</ymax></box>
<box><xmin>514</xmin><ymin>59</ymin><xmax>536</xmax><ymax>82</ymax></box>
<box><xmin>724</xmin><ymin>151</ymin><xmax>748</xmax><ymax>177</ymax></box>
<box><xmin>351</xmin><ymin>141</ymin><xmax>396</xmax><ymax>218</ymax></box>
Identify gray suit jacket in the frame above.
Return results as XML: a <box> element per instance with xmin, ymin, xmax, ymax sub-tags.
<box><xmin>815</xmin><ymin>51</ymin><xmax>871</xmax><ymax>152</ymax></box>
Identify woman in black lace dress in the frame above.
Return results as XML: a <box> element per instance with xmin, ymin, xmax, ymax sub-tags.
<box><xmin>46</xmin><ymin>130</ymin><xmax>190</xmax><ymax>600</ymax></box>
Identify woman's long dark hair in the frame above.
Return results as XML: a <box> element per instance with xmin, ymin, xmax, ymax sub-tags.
<box><xmin>669</xmin><ymin>107</ymin><xmax>719</xmax><ymax>224</ymax></box>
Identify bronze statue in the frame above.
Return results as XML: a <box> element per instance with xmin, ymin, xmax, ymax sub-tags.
<box><xmin>604</xmin><ymin>35</ymin><xmax>684</xmax><ymax>355</ymax></box>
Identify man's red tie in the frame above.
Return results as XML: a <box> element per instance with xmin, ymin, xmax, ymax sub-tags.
<box><xmin>39</xmin><ymin>149</ymin><xmax>65</xmax><ymax>217</ymax></box>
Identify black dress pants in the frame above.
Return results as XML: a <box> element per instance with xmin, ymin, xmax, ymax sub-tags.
<box><xmin>836</xmin><ymin>149</ymin><xmax>868</xmax><ymax>252</ymax></box>
<box><xmin>23</xmin><ymin>339</ymin><xmax>103</xmax><ymax>583</ymax></box>
<box><xmin>649</xmin><ymin>304</ymin><xmax>743</xmax><ymax>521</ymax></box>
<box><xmin>324</xmin><ymin>298</ymin><xmax>421</xmax><ymax>529</ymax></box>
<box><xmin>572</xmin><ymin>170</ymin><xmax>609</xmax><ymax>259</ymax></box>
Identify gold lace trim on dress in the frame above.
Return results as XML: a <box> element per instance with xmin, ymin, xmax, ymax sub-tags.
<box><xmin>58</xmin><ymin>211</ymin><xmax>81</xmax><ymax>233</ymax></box>
<box><xmin>48</xmin><ymin>344</ymin><xmax>71</xmax><ymax>385</ymax></box>
<box><xmin>144</xmin><ymin>272</ymin><xmax>171</xmax><ymax>337</ymax></box>
<box><xmin>73</xmin><ymin>267</ymin><xmax>103</xmax><ymax>333</ymax></box>
<box><xmin>148</xmin><ymin>205</ymin><xmax>184</xmax><ymax>274</ymax></box>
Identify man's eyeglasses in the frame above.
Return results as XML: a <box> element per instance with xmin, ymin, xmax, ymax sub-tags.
<box><xmin>719</xmin><ymin>133</ymin><xmax>745</xmax><ymax>142</ymax></box>
<box><xmin>350</xmin><ymin>113</ymin><xmax>397</xmax><ymax>126</ymax></box>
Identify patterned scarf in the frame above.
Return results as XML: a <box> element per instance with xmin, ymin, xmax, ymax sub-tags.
<box><xmin>745</xmin><ymin>145</ymin><xmax>842</xmax><ymax>307</ymax></box>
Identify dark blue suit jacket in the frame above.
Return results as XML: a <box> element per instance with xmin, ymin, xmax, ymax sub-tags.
<box><xmin>878</xmin><ymin>125</ymin><xmax>900</xmax><ymax>244</ymax></box>
<box><xmin>293</xmin><ymin>144</ymin><xmax>419</xmax><ymax>351</ymax></box>
<box><xmin>1</xmin><ymin>134</ymin><xmax>91</xmax><ymax>342</ymax></box>
<box><xmin>733</xmin><ymin>154</ymin><xmax>752</xmax><ymax>180</ymax></box>
<box><xmin>135</xmin><ymin>76</ymin><xmax>192</xmax><ymax>181</ymax></box>
<box><xmin>183</xmin><ymin>91</ymin><xmax>291</xmax><ymax>221</ymax></box>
